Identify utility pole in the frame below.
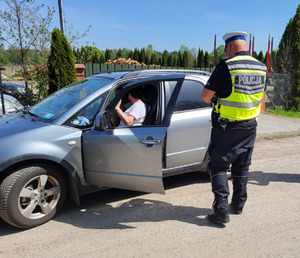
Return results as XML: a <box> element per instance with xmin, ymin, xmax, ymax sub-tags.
<box><xmin>270</xmin><ymin>37</ymin><xmax>273</xmax><ymax>72</ymax></box>
<box><xmin>58</xmin><ymin>0</ymin><xmax>65</xmax><ymax>35</ymax></box>
<box><xmin>213</xmin><ymin>35</ymin><xmax>216</xmax><ymax>67</ymax></box>
<box><xmin>249</xmin><ymin>34</ymin><xmax>252</xmax><ymax>55</ymax></box>
<box><xmin>0</xmin><ymin>68</ymin><xmax>6</xmax><ymax>114</ymax></box>
<box><xmin>266</xmin><ymin>35</ymin><xmax>271</xmax><ymax>73</ymax></box>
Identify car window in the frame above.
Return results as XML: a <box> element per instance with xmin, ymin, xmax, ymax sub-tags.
<box><xmin>64</xmin><ymin>94</ymin><xmax>107</xmax><ymax>129</ymax></box>
<box><xmin>174</xmin><ymin>80</ymin><xmax>210</xmax><ymax>112</ymax></box>
<box><xmin>105</xmin><ymin>82</ymin><xmax>160</xmax><ymax>128</ymax></box>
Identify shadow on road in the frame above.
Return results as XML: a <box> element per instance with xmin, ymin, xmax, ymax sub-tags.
<box><xmin>2</xmin><ymin>171</ymin><xmax>299</xmax><ymax>234</ymax></box>
<box><xmin>56</xmin><ymin>197</ymin><xmax>214</xmax><ymax>229</ymax></box>
<box><xmin>52</xmin><ymin>172</ymin><xmax>218</xmax><ymax>229</ymax></box>
<box><xmin>0</xmin><ymin>171</ymin><xmax>229</xmax><ymax>234</ymax></box>
<box><xmin>249</xmin><ymin>171</ymin><xmax>300</xmax><ymax>185</ymax></box>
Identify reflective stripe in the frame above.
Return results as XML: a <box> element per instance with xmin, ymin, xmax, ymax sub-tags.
<box><xmin>234</xmin><ymin>84</ymin><xmax>265</xmax><ymax>94</ymax></box>
<box><xmin>234</xmin><ymin>88</ymin><xmax>265</xmax><ymax>95</ymax></box>
<box><xmin>233</xmin><ymin>84</ymin><xmax>265</xmax><ymax>90</ymax></box>
<box><xmin>227</xmin><ymin>63</ymin><xmax>266</xmax><ymax>71</ymax></box>
<box><xmin>226</xmin><ymin>55</ymin><xmax>266</xmax><ymax>63</ymax></box>
<box><xmin>230</xmin><ymin>72</ymin><xmax>266</xmax><ymax>76</ymax></box>
<box><xmin>220</xmin><ymin>99</ymin><xmax>262</xmax><ymax>108</ymax></box>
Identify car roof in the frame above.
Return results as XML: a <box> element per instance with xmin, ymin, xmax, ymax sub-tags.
<box><xmin>90</xmin><ymin>69</ymin><xmax>211</xmax><ymax>81</ymax></box>
<box><xmin>1</xmin><ymin>81</ymin><xmax>25</xmax><ymax>88</ymax></box>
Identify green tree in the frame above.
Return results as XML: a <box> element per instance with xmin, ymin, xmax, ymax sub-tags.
<box><xmin>197</xmin><ymin>48</ymin><xmax>204</xmax><ymax>68</ymax></box>
<box><xmin>133</xmin><ymin>48</ymin><xmax>140</xmax><ymax>61</ymax></box>
<box><xmin>177</xmin><ymin>51</ymin><xmax>182</xmax><ymax>67</ymax></box>
<box><xmin>150</xmin><ymin>52</ymin><xmax>158</xmax><ymax>65</ymax></box>
<box><xmin>263</xmin><ymin>51</ymin><xmax>268</xmax><ymax>64</ymax></box>
<box><xmin>0</xmin><ymin>45</ymin><xmax>10</xmax><ymax>66</ymax></box>
<box><xmin>252</xmin><ymin>51</ymin><xmax>258</xmax><ymax>59</ymax></box>
<box><xmin>172</xmin><ymin>55</ymin><xmax>177</xmax><ymax>67</ymax></box>
<box><xmin>48</xmin><ymin>28</ymin><xmax>77</xmax><ymax>94</ymax></box>
<box><xmin>214</xmin><ymin>45</ymin><xmax>225</xmax><ymax>65</ymax></box>
<box><xmin>145</xmin><ymin>53</ymin><xmax>150</xmax><ymax>65</ymax></box>
<box><xmin>73</xmin><ymin>46</ymin><xmax>104</xmax><ymax>63</ymax></box>
<box><xmin>204</xmin><ymin>51</ymin><xmax>209</xmax><ymax>68</ymax></box>
<box><xmin>286</xmin><ymin>4</ymin><xmax>300</xmax><ymax>111</ymax></box>
<box><xmin>270</xmin><ymin>50</ymin><xmax>277</xmax><ymax>72</ymax></box>
<box><xmin>150</xmin><ymin>51</ymin><xmax>159</xmax><ymax>65</ymax></box>
<box><xmin>257</xmin><ymin>51</ymin><xmax>264</xmax><ymax>62</ymax></box>
<box><xmin>162</xmin><ymin>50</ymin><xmax>168</xmax><ymax>67</ymax></box>
<box><xmin>128</xmin><ymin>50</ymin><xmax>133</xmax><ymax>59</ymax></box>
<box><xmin>183</xmin><ymin>50</ymin><xmax>189</xmax><ymax>68</ymax></box>
<box><xmin>277</xmin><ymin>18</ymin><xmax>293</xmax><ymax>73</ymax></box>
<box><xmin>0</xmin><ymin>0</ymin><xmax>54</xmax><ymax>90</ymax></box>
<box><xmin>105</xmin><ymin>49</ymin><xmax>112</xmax><ymax>61</ymax></box>
<box><xmin>116</xmin><ymin>48</ymin><xmax>123</xmax><ymax>59</ymax></box>
<box><xmin>121</xmin><ymin>48</ymin><xmax>130</xmax><ymax>59</ymax></box>
<box><xmin>157</xmin><ymin>57</ymin><xmax>162</xmax><ymax>66</ymax></box>
<box><xmin>139</xmin><ymin>48</ymin><xmax>146</xmax><ymax>63</ymax></box>
<box><xmin>167</xmin><ymin>55</ymin><xmax>173</xmax><ymax>67</ymax></box>
<box><xmin>146</xmin><ymin>45</ymin><xmax>153</xmax><ymax>60</ymax></box>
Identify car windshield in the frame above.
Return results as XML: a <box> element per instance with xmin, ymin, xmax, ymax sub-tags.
<box><xmin>29</xmin><ymin>78</ymin><xmax>112</xmax><ymax>120</ymax></box>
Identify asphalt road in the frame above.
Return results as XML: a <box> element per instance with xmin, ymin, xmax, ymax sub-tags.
<box><xmin>0</xmin><ymin>135</ymin><xmax>300</xmax><ymax>258</ymax></box>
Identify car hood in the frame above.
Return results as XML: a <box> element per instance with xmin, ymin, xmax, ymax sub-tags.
<box><xmin>0</xmin><ymin>113</ymin><xmax>47</xmax><ymax>138</ymax></box>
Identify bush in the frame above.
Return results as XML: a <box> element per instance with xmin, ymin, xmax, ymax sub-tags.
<box><xmin>48</xmin><ymin>28</ymin><xmax>77</xmax><ymax>94</ymax></box>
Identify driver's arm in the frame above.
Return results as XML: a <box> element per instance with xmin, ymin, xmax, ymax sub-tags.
<box><xmin>115</xmin><ymin>99</ymin><xmax>135</xmax><ymax>126</ymax></box>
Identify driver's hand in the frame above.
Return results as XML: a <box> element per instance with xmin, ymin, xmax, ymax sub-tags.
<box><xmin>115</xmin><ymin>99</ymin><xmax>122</xmax><ymax>110</ymax></box>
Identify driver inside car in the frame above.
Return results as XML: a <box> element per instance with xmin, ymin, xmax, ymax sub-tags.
<box><xmin>115</xmin><ymin>87</ymin><xmax>148</xmax><ymax>126</ymax></box>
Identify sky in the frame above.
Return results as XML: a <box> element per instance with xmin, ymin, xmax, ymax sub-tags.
<box><xmin>3</xmin><ymin>0</ymin><xmax>300</xmax><ymax>54</ymax></box>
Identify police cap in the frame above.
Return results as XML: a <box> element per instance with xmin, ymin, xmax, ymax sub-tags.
<box><xmin>222</xmin><ymin>31</ymin><xmax>247</xmax><ymax>45</ymax></box>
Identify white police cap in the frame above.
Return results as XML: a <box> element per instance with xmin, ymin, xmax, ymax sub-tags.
<box><xmin>222</xmin><ymin>31</ymin><xmax>247</xmax><ymax>45</ymax></box>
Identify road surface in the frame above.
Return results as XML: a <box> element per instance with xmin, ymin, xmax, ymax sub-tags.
<box><xmin>0</xmin><ymin>136</ymin><xmax>299</xmax><ymax>258</ymax></box>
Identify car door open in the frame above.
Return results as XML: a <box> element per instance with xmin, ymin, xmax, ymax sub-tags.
<box><xmin>82</xmin><ymin>126</ymin><xmax>168</xmax><ymax>194</ymax></box>
<box><xmin>82</xmin><ymin>75</ymin><xmax>185</xmax><ymax>194</ymax></box>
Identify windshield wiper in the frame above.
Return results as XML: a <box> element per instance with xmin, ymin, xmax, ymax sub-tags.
<box><xmin>28</xmin><ymin>110</ymin><xmax>39</xmax><ymax>118</ymax></box>
<box><xmin>23</xmin><ymin>107</ymin><xmax>39</xmax><ymax>118</ymax></box>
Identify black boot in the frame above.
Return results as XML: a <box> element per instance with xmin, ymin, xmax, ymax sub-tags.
<box><xmin>207</xmin><ymin>213</ymin><xmax>230</xmax><ymax>225</ymax></box>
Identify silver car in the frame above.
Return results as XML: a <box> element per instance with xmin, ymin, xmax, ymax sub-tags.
<box><xmin>0</xmin><ymin>94</ymin><xmax>24</xmax><ymax>115</ymax></box>
<box><xmin>0</xmin><ymin>70</ymin><xmax>212</xmax><ymax>229</ymax></box>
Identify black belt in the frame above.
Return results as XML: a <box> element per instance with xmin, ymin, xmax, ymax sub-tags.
<box><xmin>218</xmin><ymin>117</ymin><xmax>257</xmax><ymax>129</ymax></box>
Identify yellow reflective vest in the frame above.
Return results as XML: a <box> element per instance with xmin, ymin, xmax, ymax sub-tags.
<box><xmin>215</xmin><ymin>55</ymin><xmax>267</xmax><ymax>121</ymax></box>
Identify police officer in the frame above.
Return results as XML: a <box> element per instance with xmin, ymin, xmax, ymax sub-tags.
<box><xmin>202</xmin><ymin>31</ymin><xmax>267</xmax><ymax>225</ymax></box>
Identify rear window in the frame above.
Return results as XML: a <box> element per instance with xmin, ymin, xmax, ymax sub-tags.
<box><xmin>174</xmin><ymin>80</ymin><xmax>210</xmax><ymax>112</ymax></box>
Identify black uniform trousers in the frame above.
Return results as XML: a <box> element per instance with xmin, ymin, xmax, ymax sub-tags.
<box><xmin>208</xmin><ymin>123</ymin><xmax>257</xmax><ymax>218</ymax></box>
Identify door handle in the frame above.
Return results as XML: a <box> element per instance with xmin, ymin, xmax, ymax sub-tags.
<box><xmin>139</xmin><ymin>139</ymin><xmax>160</xmax><ymax>145</ymax></box>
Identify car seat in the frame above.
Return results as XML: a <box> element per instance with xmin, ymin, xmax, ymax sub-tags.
<box><xmin>143</xmin><ymin>85</ymin><xmax>157</xmax><ymax>125</ymax></box>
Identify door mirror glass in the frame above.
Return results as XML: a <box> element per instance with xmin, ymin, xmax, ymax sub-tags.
<box><xmin>94</xmin><ymin>111</ymin><xmax>109</xmax><ymax>131</ymax></box>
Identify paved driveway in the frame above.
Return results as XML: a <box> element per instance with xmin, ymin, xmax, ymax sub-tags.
<box><xmin>0</xmin><ymin>135</ymin><xmax>299</xmax><ymax>258</ymax></box>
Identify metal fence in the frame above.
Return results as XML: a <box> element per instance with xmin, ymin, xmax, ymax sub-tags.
<box><xmin>265</xmin><ymin>73</ymin><xmax>294</xmax><ymax>109</ymax></box>
<box><xmin>84</xmin><ymin>63</ymin><xmax>214</xmax><ymax>78</ymax></box>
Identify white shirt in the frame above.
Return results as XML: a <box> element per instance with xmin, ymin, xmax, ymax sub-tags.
<box><xmin>119</xmin><ymin>101</ymin><xmax>147</xmax><ymax>126</ymax></box>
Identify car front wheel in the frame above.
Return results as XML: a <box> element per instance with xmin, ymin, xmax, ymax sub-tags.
<box><xmin>0</xmin><ymin>164</ymin><xmax>66</xmax><ymax>229</ymax></box>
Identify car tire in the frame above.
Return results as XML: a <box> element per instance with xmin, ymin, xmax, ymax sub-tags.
<box><xmin>0</xmin><ymin>164</ymin><xmax>66</xmax><ymax>229</ymax></box>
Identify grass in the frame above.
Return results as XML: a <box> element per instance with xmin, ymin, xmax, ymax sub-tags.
<box><xmin>7</xmin><ymin>74</ymin><xmax>23</xmax><ymax>80</ymax></box>
<box><xmin>273</xmin><ymin>109</ymin><xmax>300</xmax><ymax>118</ymax></box>
<box><xmin>265</xmin><ymin>107</ymin><xmax>300</xmax><ymax>119</ymax></box>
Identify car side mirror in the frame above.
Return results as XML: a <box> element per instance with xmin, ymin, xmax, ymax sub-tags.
<box><xmin>94</xmin><ymin>111</ymin><xmax>109</xmax><ymax>131</ymax></box>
